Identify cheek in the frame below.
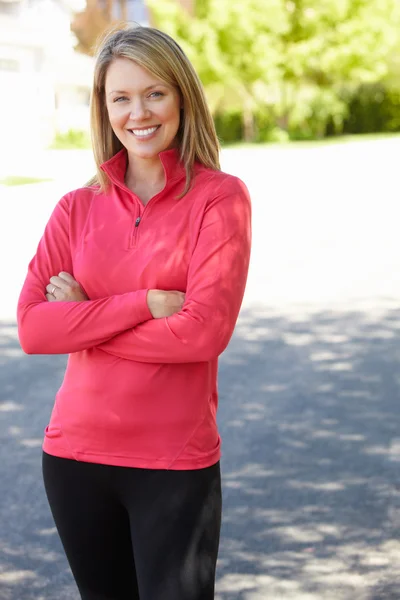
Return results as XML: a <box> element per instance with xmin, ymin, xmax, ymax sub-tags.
<box><xmin>162</xmin><ymin>102</ymin><xmax>181</xmax><ymax>127</ymax></box>
<box><xmin>154</xmin><ymin>94</ymin><xmax>180</xmax><ymax>122</ymax></box>
<box><xmin>107</xmin><ymin>106</ymin><xmax>127</xmax><ymax>130</ymax></box>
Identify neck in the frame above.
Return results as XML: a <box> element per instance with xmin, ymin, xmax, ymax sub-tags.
<box><xmin>125</xmin><ymin>152</ymin><xmax>166</xmax><ymax>189</ymax></box>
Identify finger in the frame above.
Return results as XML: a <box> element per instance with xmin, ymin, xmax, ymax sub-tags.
<box><xmin>46</xmin><ymin>283</ymin><xmax>58</xmax><ymax>295</ymax></box>
<box><xmin>49</xmin><ymin>275</ymin><xmax>69</xmax><ymax>290</ymax></box>
<box><xmin>45</xmin><ymin>293</ymin><xmax>56</xmax><ymax>302</ymax></box>
<box><xmin>58</xmin><ymin>272</ymin><xmax>76</xmax><ymax>284</ymax></box>
<box><xmin>170</xmin><ymin>291</ymin><xmax>185</xmax><ymax>302</ymax></box>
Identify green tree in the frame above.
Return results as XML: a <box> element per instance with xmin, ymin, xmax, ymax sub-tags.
<box><xmin>150</xmin><ymin>0</ymin><xmax>400</xmax><ymax>140</ymax></box>
<box><xmin>149</xmin><ymin>0</ymin><xmax>288</xmax><ymax>141</ymax></box>
<box><xmin>277</xmin><ymin>0</ymin><xmax>400</xmax><ymax>136</ymax></box>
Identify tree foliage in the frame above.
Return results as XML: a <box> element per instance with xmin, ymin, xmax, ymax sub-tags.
<box><xmin>149</xmin><ymin>0</ymin><xmax>400</xmax><ymax>140</ymax></box>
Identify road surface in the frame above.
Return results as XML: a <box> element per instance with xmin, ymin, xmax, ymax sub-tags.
<box><xmin>1</xmin><ymin>139</ymin><xmax>400</xmax><ymax>599</ymax></box>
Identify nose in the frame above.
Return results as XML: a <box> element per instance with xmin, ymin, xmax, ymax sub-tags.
<box><xmin>129</xmin><ymin>97</ymin><xmax>150</xmax><ymax>121</ymax></box>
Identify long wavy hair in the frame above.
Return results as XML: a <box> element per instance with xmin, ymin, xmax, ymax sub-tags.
<box><xmin>87</xmin><ymin>24</ymin><xmax>220</xmax><ymax>195</ymax></box>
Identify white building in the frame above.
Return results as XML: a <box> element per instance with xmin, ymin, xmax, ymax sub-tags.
<box><xmin>0</xmin><ymin>0</ymin><xmax>148</xmax><ymax>150</ymax></box>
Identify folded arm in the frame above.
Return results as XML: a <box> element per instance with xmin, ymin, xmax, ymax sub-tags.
<box><xmin>98</xmin><ymin>178</ymin><xmax>252</xmax><ymax>363</ymax></box>
<box><xmin>17</xmin><ymin>195</ymin><xmax>152</xmax><ymax>355</ymax></box>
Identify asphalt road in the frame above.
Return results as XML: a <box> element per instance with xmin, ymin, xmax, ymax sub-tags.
<box><xmin>1</xmin><ymin>140</ymin><xmax>400</xmax><ymax>599</ymax></box>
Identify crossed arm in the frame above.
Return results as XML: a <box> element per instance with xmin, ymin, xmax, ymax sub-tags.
<box><xmin>18</xmin><ymin>181</ymin><xmax>251</xmax><ymax>362</ymax></box>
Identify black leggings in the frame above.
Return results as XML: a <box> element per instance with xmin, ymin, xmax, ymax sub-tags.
<box><xmin>42</xmin><ymin>452</ymin><xmax>221</xmax><ymax>600</ymax></box>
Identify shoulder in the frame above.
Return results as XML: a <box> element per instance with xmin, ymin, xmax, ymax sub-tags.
<box><xmin>193</xmin><ymin>167</ymin><xmax>251</xmax><ymax>205</ymax></box>
<box><xmin>45</xmin><ymin>186</ymin><xmax>102</xmax><ymax>231</ymax></box>
<box><xmin>57</xmin><ymin>184</ymin><xmax>102</xmax><ymax>212</ymax></box>
<box><xmin>63</xmin><ymin>184</ymin><xmax>101</xmax><ymax>202</ymax></box>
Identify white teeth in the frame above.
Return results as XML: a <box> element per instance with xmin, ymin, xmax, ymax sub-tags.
<box><xmin>131</xmin><ymin>126</ymin><xmax>159</xmax><ymax>137</ymax></box>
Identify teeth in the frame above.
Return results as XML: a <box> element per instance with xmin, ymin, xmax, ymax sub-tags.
<box><xmin>131</xmin><ymin>126</ymin><xmax>159</xmax><ymax>137</ymax></box>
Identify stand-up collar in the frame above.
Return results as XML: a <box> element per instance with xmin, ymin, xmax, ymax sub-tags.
<box><xmin>100</xmin><ymin>148</ymin><xmax>186</xmax><ymax>187</ymax></box>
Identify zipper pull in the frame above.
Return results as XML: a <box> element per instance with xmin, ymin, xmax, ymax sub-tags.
<box><xmin>135</xmin><ymin>217</ymin><xmax>141</xmax><ymax>227</ymax></box>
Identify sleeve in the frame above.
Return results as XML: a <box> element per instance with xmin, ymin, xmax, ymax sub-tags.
<box><xmin>97</xmin><ymin>177</ymin><xmax>252</xmax><ymax>363</ymax></box>
<box><xmin>17</xmin><ymin>194</ymin><xmax>152</xmax><ymax>355</ymax></box>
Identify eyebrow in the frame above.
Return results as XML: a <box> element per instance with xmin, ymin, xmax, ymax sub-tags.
<box><xmin>107</xmin><ymin>84</ymin><xmax>168</xmax><ymax>96</ymax></box>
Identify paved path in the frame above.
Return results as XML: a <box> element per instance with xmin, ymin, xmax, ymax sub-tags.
<box><xmin>1</xmin><ymin>140</ymin><xmax>400</xmax><ymax>599</ymax></box>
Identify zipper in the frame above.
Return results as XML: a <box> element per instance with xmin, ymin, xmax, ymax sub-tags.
<box><xmin>105</xmin><ymin>170</ymin><xmax>172</xmax><ymax>249</ymax></box>
<box><xmin>130</xmin><ymin>200</ymin><xmax>157</xmax><ymax>248</ymax></box>
<box><xmin>130</xmin><ymin>214</ymin><xmax>142</xmax><ymax>247</ymax></box>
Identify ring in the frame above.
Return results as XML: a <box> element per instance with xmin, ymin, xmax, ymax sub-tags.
<box><xmin>51</xmin><ymin>286</ymin><xmax>57</xmax><ymax>295</ymax></box>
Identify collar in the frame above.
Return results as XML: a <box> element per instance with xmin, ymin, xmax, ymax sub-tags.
<box><xmin>100</xmin><ymin>147</ymin><xmax>186</xmax><ymax>188</ymax></box>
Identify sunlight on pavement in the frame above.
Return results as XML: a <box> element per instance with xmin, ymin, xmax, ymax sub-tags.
<box><xmin>2</xmin><ymin>139</ymin><xmax>400</xmax><ymax>600</ymax></box>
<box><xmin>2</xmin><ymin>138</ymin><xmax>400</xmax><ymax>321</ymax></box>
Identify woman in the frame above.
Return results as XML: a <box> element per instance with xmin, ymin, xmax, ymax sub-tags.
<box><xmin>18</xmin><ymin>25</ymin><xmax>251</xmax><ymax>600</ymax></box>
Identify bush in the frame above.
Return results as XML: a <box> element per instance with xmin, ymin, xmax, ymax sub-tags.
<box><xmin>214</xmin><ymin>108</ymin><xmax>288</xmax><ymax>144</ymax></box>
<box><xmin>343</xmin><ymin>84</ymin><xmax>400</xmax><ymax>135</ymax></box>
<box><xmin>214</xmin><ymin>112</ymin><xmax>243</xmax><ymax>144</ymax></box>
<box><xmin>214</xmin><ymin>83</ymin><xmax>400</xmax><ymax>144</ymax></box>
<box><xmin>254</xmin><ymin>110</ymin><xmax>287</xmax><ymax>142</ymax></box>
<box><xmin>261</xmin><ymin>127</ymin><xmax>290</xmax><ymax>143</ymax></box>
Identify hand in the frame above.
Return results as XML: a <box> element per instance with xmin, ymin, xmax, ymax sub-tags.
<box><xmin>147</xmin><ymin>290</ymin><xmax>185</xmax><ymax>318</ymax></box>
<box><xmin>46</xmin><ymin>272</ymin><xmax>89</xmax><ymax>302</ymax></box>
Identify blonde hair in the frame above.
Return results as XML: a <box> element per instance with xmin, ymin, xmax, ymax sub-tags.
<box><xmin>87</xmin><ymin>24</ymin><xmax>220</xmax><ymax>195</ymax></box>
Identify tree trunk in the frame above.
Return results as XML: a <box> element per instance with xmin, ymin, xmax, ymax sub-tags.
<box><xmin>242</xmin><ymin>105</ymin><xmax>255</xmax><ymax>142</ymax></box>
<box><xmin>276</xmin><ymin>81</ymin><xmax>289</xmax><ymax>132</ymax></box>
<box><xmin>105</xmin><ymin>0</ymin><xmax>113</xmax><ymax>20</ymax></box>
<box><xmin>121</xmin><ymin>0</ymin><xmax>128</xmax><ymax>21</ymax></box>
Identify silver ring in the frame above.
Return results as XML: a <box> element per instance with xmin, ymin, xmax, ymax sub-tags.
<box><xmin>51</xmin><ymin>286</ymin><xmax>57</xmax><ymax>295</ymax></box>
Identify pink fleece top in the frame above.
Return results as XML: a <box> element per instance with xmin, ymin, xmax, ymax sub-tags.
<box><xmin>17</xmin><ymin>148</ymin><xmax>251</xmax><ymax>469</ymax></box>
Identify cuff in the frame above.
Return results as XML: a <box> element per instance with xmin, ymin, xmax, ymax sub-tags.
<box><xmin>135</xmin><ymin>288</ymin><xmax>153</xmax><ymax>323</ymax></box>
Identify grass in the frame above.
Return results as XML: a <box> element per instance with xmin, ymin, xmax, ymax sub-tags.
<box><xmin>0</xmin><ymin>176</ymin><xmax>53</xmax><ymax>186</ymax></box>
<box><xmin>50</xmin><ymin>129</ymin><xmax>91</xmax><ymax>150</ymax></box>
<box><xmin>222</xmin><ymin>131</ymin><xmax>400</xmax><ymax>150</ymax></box>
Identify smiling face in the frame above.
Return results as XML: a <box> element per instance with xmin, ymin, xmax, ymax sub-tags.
<box><xmin>105</xmin><ymin>57</ymin><xmax>181</xmax><ymax>161</ymax></box>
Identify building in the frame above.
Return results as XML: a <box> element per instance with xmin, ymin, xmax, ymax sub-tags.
<box><xmin>0</xmin><ymin>0</ymin><xmax>148</xmax><ymax>150</ymax></box>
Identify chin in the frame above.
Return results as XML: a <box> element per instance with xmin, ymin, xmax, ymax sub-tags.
<box><xmin>131</xmin><ymin>147</ymin><xmax>163</xmax><ymax>160</ymax></box>
<box><xmin>129</xmin><ymin>141</ymin><xmax>174</xmax><ymax>159</ymax></box>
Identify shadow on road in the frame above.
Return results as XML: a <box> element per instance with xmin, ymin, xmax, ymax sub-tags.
<box><xmin>0</xmin><ymin>322</ymin><xmax>71</xmax><ymax>599</ymax></box>
<box><xmin>1</xmin><ymin>303</ymin><xmax>400</xmax><ymax>599</ymax></box>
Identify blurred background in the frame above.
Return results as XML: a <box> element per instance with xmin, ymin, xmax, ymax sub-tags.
<box><xmin>2</xmin><ymin>2</ymin><xmax>400</xmax><ymax>599</ymax></box>
<box><xmin>1</xmin><ymin>0</ymin><xmax>400</xmax><ymax>151</ymax></box>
